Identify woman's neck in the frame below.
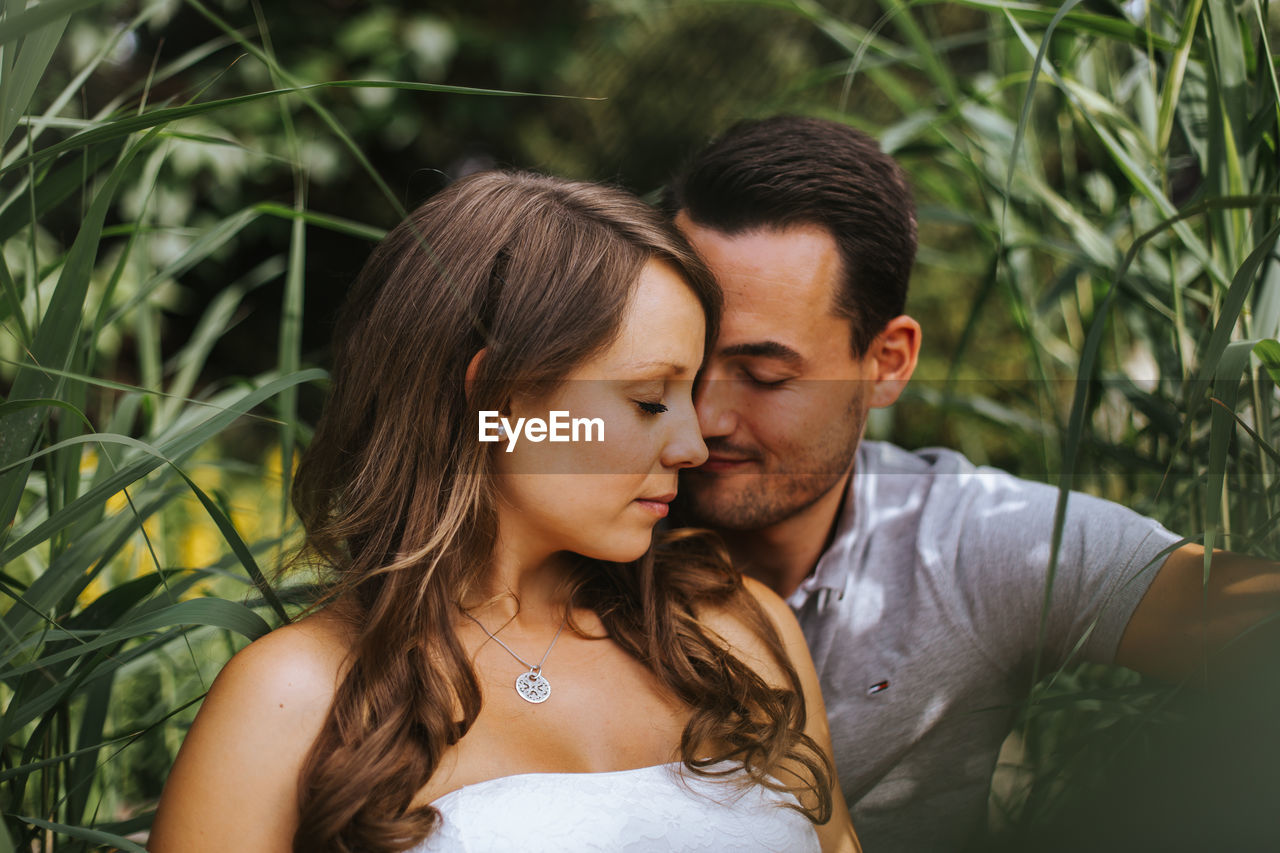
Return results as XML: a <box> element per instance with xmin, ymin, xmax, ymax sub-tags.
<box><xmin>466</xmin><ymin>534</ymin><xmax>576</xmax><ymax>627</ymax></box>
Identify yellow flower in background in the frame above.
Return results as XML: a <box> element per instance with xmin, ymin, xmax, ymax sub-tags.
<box><xmin>70</xmin><ymin>442</ymin><xmax>298</xmax><ymax>609</ymax></box>
<box><xmin>263</xmin><ymin>444</ymin><xmax>299</xmax><ymax>481</ymax></box>
<box><xmin>106</xmin><ymin>490</ymin><xmax>129</xmax><ymax>515</ymax></box>
<box><xmin>189</xmin><ymin>461</ymin><xmax>224</xmax><ymax>494</ymax></box>
<box><xmin>78</xmin><ymin>573</ymin><xmax>106</xmax><ymax>606</ymax></box>
<box><xmin>181</xmin><ymin>524</ymin><xmax>221</xmax><ymax>569</ymax></box>
<box><xmin>231</xmin><ymin>503</ymin><xmax>262</xmax><ymax>542</ymax></box>
<box><xmin>265</xmin><ymin>445</ymin><xmax>283</xmax><ymax>480</ymax></box>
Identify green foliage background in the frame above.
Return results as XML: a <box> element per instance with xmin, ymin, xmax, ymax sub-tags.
<box><xmin>0</xmin><ymin>0</ymin><xmax>1277</xmax><ymax>849</ymax></box>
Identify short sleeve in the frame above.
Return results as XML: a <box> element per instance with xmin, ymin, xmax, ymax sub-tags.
<box><xmin>935</xmin><ymin>467</ymin><xmax>1182</xmax><ymax>678</ymax></box>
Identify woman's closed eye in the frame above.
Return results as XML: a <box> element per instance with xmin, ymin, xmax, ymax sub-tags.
<box><xmin>635</xmin><ymin>400</ymin><xmax>668</xmax><ymax>415</ymax></box>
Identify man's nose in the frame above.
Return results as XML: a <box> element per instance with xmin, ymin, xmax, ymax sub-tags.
<box><xmin>694</xmin><ymin>378</ymin><xmax>737</xmax><ymax>440</ymax></box>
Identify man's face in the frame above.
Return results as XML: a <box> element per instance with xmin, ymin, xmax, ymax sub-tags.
<box><xmin>674</xmin><ymin>216</ymin><xmax>878</xmax><ymax>531</ymax></box>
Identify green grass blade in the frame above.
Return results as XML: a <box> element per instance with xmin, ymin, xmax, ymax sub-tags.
<box><xmin>66</xmin><ymin>673</ymin><xmax>111</xmax><ymax>823</ymax></box>
<box><xmin>0</xmin><ymin>138</ymin><xmax>124</xmax><ymax>243</ymax></box>
<box><xmin>1</xmin><ymin>4</ymin><xmax>159</xmax><ymax>165</ymax></box>
<box><xmin>0</xmin><ymin>355</ymin><xmax>304</xmax><ymax>423</ymax></box>
<box><xmin>0</xmin><ymin>10</ymin><xmax>67</xmax><ymax>151</ymax></box>
<box><xmin>0</xmin><ymin>398</ymin><xmax>92</xmax><ymax>429</ymax></box>
<box><xmin>939</xmin><ymin>0</ymin><xmax>1175</xmax><ymax>49</ymax></box>
<box><xmin>157</xmin><ymin>257</ymin><xmax>285</xmax><ymax>426</ymax></box>
<box><xmin>0</xmin><ymin>247</ymin><xmax>29</xmax><ymax>344</ymax></box>
<box><xmin>0</xmin><ymin>488</ymin><xmax>184</xmax><ymax>648</ymax></box>
<box><xmin>1205</xmin><ymin>0</ymin><xmax>1248</xmax><ymax>141</ymax></box>
<box><xmin>1</xmin><ymin>598</ymin><xmax>271</xmax><ymax>681</ymax></box>
<box><xmin>1209</xmin><ymin>393</ymin><xmax>1280</xmax><ymax>469</ymax></box>
<box><xmin>1060</xmin><ymin>78</ymin><xmax>1226</xmax><ymax>287</ymax></box>
<box><xmin>1157</xmin><ymin>0</ymin><xmax>1206</xmax><ymax>152</ymax></box>
<box><xmin>1247</xmin><ymin>0</ymin><xmax>1280</xmax><ymax>135</ymax></box>
<box><xmin>0</xmin><ymin>78</ymin><xmax>581</xmax><ymax>180</ymax></box>
<box><xmin>1195</xmin><ymin>218</ymin><xmax>1280</xmax><ymax>381</ymax></box>
<box><xmin>0</xmin><ymin>369</ymin><xmax>326</xmax><ymax>566</ymax></box>
<box><xmin>15</xmin><ymin>816</ymin><xmax>145</xmax><ymax>853</ymax></box>
<box><xmin>252</xmin><ymin>201</ymin><xmax>385</xmax><ymax>241</ymax></box>
<box><xmin>1254</xmin><ymin>339</ymin><xmax>1280</xmax><ymax>385</ymax></box>
<box><xmin>1204</xmin><ymin>340</ymin><xmax>1256</xmax><ymax>558</ymax></box>
<box><xmin>0</xmin><ymin>132</ymin><xmax>153</xmax><ymax>536</ymax></box>
<box><xmin>872</xmin><ymin>0</ymin><xmax>959</xmax><ymax>103</ymax></box>
<box><xmin>177</xmin><ymin>471</ymin><xmax>289</xmax><ymax>624</ymax></box>
<box><xmin>1001</xmin><ymin>0</ymin><xmax>1084</xmax><ymax>226</ymax></box>
<box><xmin>0</xmin><ymin>0</ymin><xmax>103</xmax><ymax>46</ymax></box>
<box><xmin>97</xmin><ymin>205</ymin><xmax>262</xmax><ymax>331</ymax></box>
<box><xmin>0</xmin><ymin>729</ymin><xmax>137</xmax><ymax>784</ymax></box>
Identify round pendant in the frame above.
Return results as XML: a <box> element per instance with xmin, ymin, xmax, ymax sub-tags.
<box><xmin>515</xmin><ymin>670</ymin><xmax>551</xmax><ymax>704</ymax></box>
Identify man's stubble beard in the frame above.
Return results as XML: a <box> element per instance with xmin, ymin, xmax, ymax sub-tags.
<box><xmin>675</xmin><ymin>388</ymin><xmax>868</xmax><ymax>533</ymax></box>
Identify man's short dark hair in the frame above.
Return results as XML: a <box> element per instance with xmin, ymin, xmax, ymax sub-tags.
<box><xmin>664</xmin><ymin>115</ymin><xmax>917</xmax><ymax>354</ymax></box>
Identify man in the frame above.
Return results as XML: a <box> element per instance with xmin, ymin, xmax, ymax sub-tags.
<box><xmin>664</xmin><ymin>115</ymin><xmax>1279</xmax><ymax>850</ymax></box>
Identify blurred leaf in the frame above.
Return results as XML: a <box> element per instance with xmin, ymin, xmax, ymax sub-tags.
<box><xmin>0</xmin><ymin>369</ymin><xmax>326</xmax><ymax>567</ymax></box>
<box><xmin>0</xmin><ymin>132</ymin><xmax>152</xmax><ymax>536</ymax></box>
<box><xmin>0</xmin><ymin>79</ymin><xmax>584</xmax><ymax>180</ymax></box>
<box><xmin>943</xmin><ymin>0</ymin><xmax>1176</xmax><ymax>49</ymax></box>
<box><xmin>0</xmin><ymin>7</ymin><xmax>67</xmax><ymax>151</ymax></box>
<box><xmin>178</xmin><ymin>470</ymin><xmax>289</xmax><ymax>624</ymax></box>
<box><xmin>1253</xmin><ymin>340</ymin><xmax>1280</xmax><ymax>386</ymax></box>
<box><xmin>16</xmin><ymin>816</ymin><xmax>145</xmax><ymax>853</ymax></box>
<box><xmin>1196</xmin><ymin>219</ymin><xmax>1280</xmax><ymax>381</ymax></box>
<box><xmin>1156</xmin><ymin>0</ymin><xmax>1206</xmax><ymax>152</ymax></box>
<box><xmin>0</xmin><ymin>0</ymin><xmax>102</xmax><ymax>47</ymax></box>
<box><xmin>1204</xmin><ymin>340</ymin><xmax>1256</xmax><ymax>560</ymax></box>
<box><xmin>2</xmin><ymin>597</ymin><xmax>271</xmax><ymax>681</ymax></box>
<box><xmin>0</xmin><ymin>138</ymin><xmax>125</xmax><ymax>245</ymax></box>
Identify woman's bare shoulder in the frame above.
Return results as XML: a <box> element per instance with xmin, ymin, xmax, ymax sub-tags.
<box><xmin>695</xmin><ymin>576</ymin><xmax>805</xmax><ymax>685</ymax></box>
<box><xmin>694</xmin><ymin>578</ymin><xmax>859</xmax><ymax>851</ymax></box>
<box><xmin>222</xmin><ymin>608</ymin><xmax>356</xmax><ymax>701</ymax></box>
<box><xmin>192</xmin><ymin>609</ymin><xmax>353</xmax><ymax>732</ymax></box>
<box><xmin>148</xmin><ymin>607</ymin><xmax>358</xmax><ymax>852</ymax></box>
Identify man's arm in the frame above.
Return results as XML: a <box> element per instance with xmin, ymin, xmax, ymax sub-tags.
<box><xmin>1115</xmin><ymin>544</ymin><xmax>1280</xmax><ymax>684</ymax></box>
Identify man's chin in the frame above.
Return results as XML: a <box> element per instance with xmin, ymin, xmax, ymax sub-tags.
<box><xmin>675</xmin><ymin>466</ymin><xmax>851</xmax><ymax>532</ymax></box>
<box><xmin>672</xmin><ymin>480</ymin><xmax>771</xmax><ymax>531</ymax></box>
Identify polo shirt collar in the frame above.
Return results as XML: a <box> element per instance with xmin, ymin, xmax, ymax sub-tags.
<box><xmin>786</xmin><ymin>450</ymin><xmax>865</xmax><ymax>606</ymax></box>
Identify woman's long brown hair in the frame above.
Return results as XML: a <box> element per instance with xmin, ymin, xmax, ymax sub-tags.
<box><xmin>290</xmin><ymin>171</ymin><xmax>833</xmax><ymax>852</ymax></box>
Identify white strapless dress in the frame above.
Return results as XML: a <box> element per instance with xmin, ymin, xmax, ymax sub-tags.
<box><xmin>410</xmin><ymin>761</ymin><xmax>821</xmax><ymax>852</ymax></box>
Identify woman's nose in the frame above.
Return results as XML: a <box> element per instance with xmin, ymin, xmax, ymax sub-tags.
<box><xmin>663</xmin><ymin>398</ymin><xmax>709</xmax><ymax>469</ymax></box>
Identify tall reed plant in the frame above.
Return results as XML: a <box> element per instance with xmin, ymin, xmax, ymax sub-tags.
<box><xmin>0</xmin><ymin>0</ymin><xmax>562</xmax><ymax>847</ymax></box>
<box><xmin>785</xmin><ymin>0</ymin><xmax>1278</xmax><ymax>841</ymax></box>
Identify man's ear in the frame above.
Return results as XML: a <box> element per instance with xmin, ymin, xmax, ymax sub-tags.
<box><xmin>866</xmin><ymin>315</ymin><xmax>921</xmax><ymax>408</ymax></box>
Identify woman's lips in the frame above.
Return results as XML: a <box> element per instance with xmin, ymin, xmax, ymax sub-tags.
<box><xmin>634</xmin><ymin>498</ymin><xmax>671</xmax><ymax>518</ymax></box>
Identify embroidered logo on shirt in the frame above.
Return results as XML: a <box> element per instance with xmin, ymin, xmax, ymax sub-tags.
<box><xmin>867</xmin><ymin>680</ymin><xmax>890</xmax><ymax>695</ymax></box>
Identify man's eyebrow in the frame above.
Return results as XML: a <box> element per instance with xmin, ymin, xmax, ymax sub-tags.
<box><xmin>718</xmin><ymin>342</ymin><xmax>805</xmax><ymax>364</ymax></box>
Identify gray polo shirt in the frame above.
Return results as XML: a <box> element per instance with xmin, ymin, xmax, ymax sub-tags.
<box><xmin>791</xmin><ymin>440</ymin><xmax>1180</xmax><ymax>851</ymax></box>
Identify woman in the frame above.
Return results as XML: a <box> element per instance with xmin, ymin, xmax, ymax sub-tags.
<box><xmin>149</xmin><ymin>171</ymin><xmax>859</xmax><ymax>853</ymax></box>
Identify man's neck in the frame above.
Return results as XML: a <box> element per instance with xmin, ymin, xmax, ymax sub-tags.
<box><xmin>725</xmin><ymin>471</ymin><xmax>852</xmax><ymax>600</ymax></box>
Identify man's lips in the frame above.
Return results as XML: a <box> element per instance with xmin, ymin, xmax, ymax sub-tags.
<box><xmin>696</xmin><ymin>455</ymin><xmax>758</xmax><ymax>473</ymax></box>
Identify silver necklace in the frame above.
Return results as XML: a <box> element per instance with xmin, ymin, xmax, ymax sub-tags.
<box><xmin>462</xmin><ymin>609</ymin><xmax>567</xmax><ymax>704</ymax></box>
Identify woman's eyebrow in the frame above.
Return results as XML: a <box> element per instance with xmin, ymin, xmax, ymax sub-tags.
<box><xmin>622</xmin><ymin>359</ymin><xmax>690</xmax><ymax>375</ymax></box>
<box><xmin>718</xmin><ymin>341</ymin><xmax>805</xmax><ymax>365</ymax></box>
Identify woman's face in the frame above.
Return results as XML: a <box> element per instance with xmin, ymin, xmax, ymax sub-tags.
<box><xmin>492</xmin><ymin>259</ymin><xmax>709</xmax><ymax>565</ymax></box>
